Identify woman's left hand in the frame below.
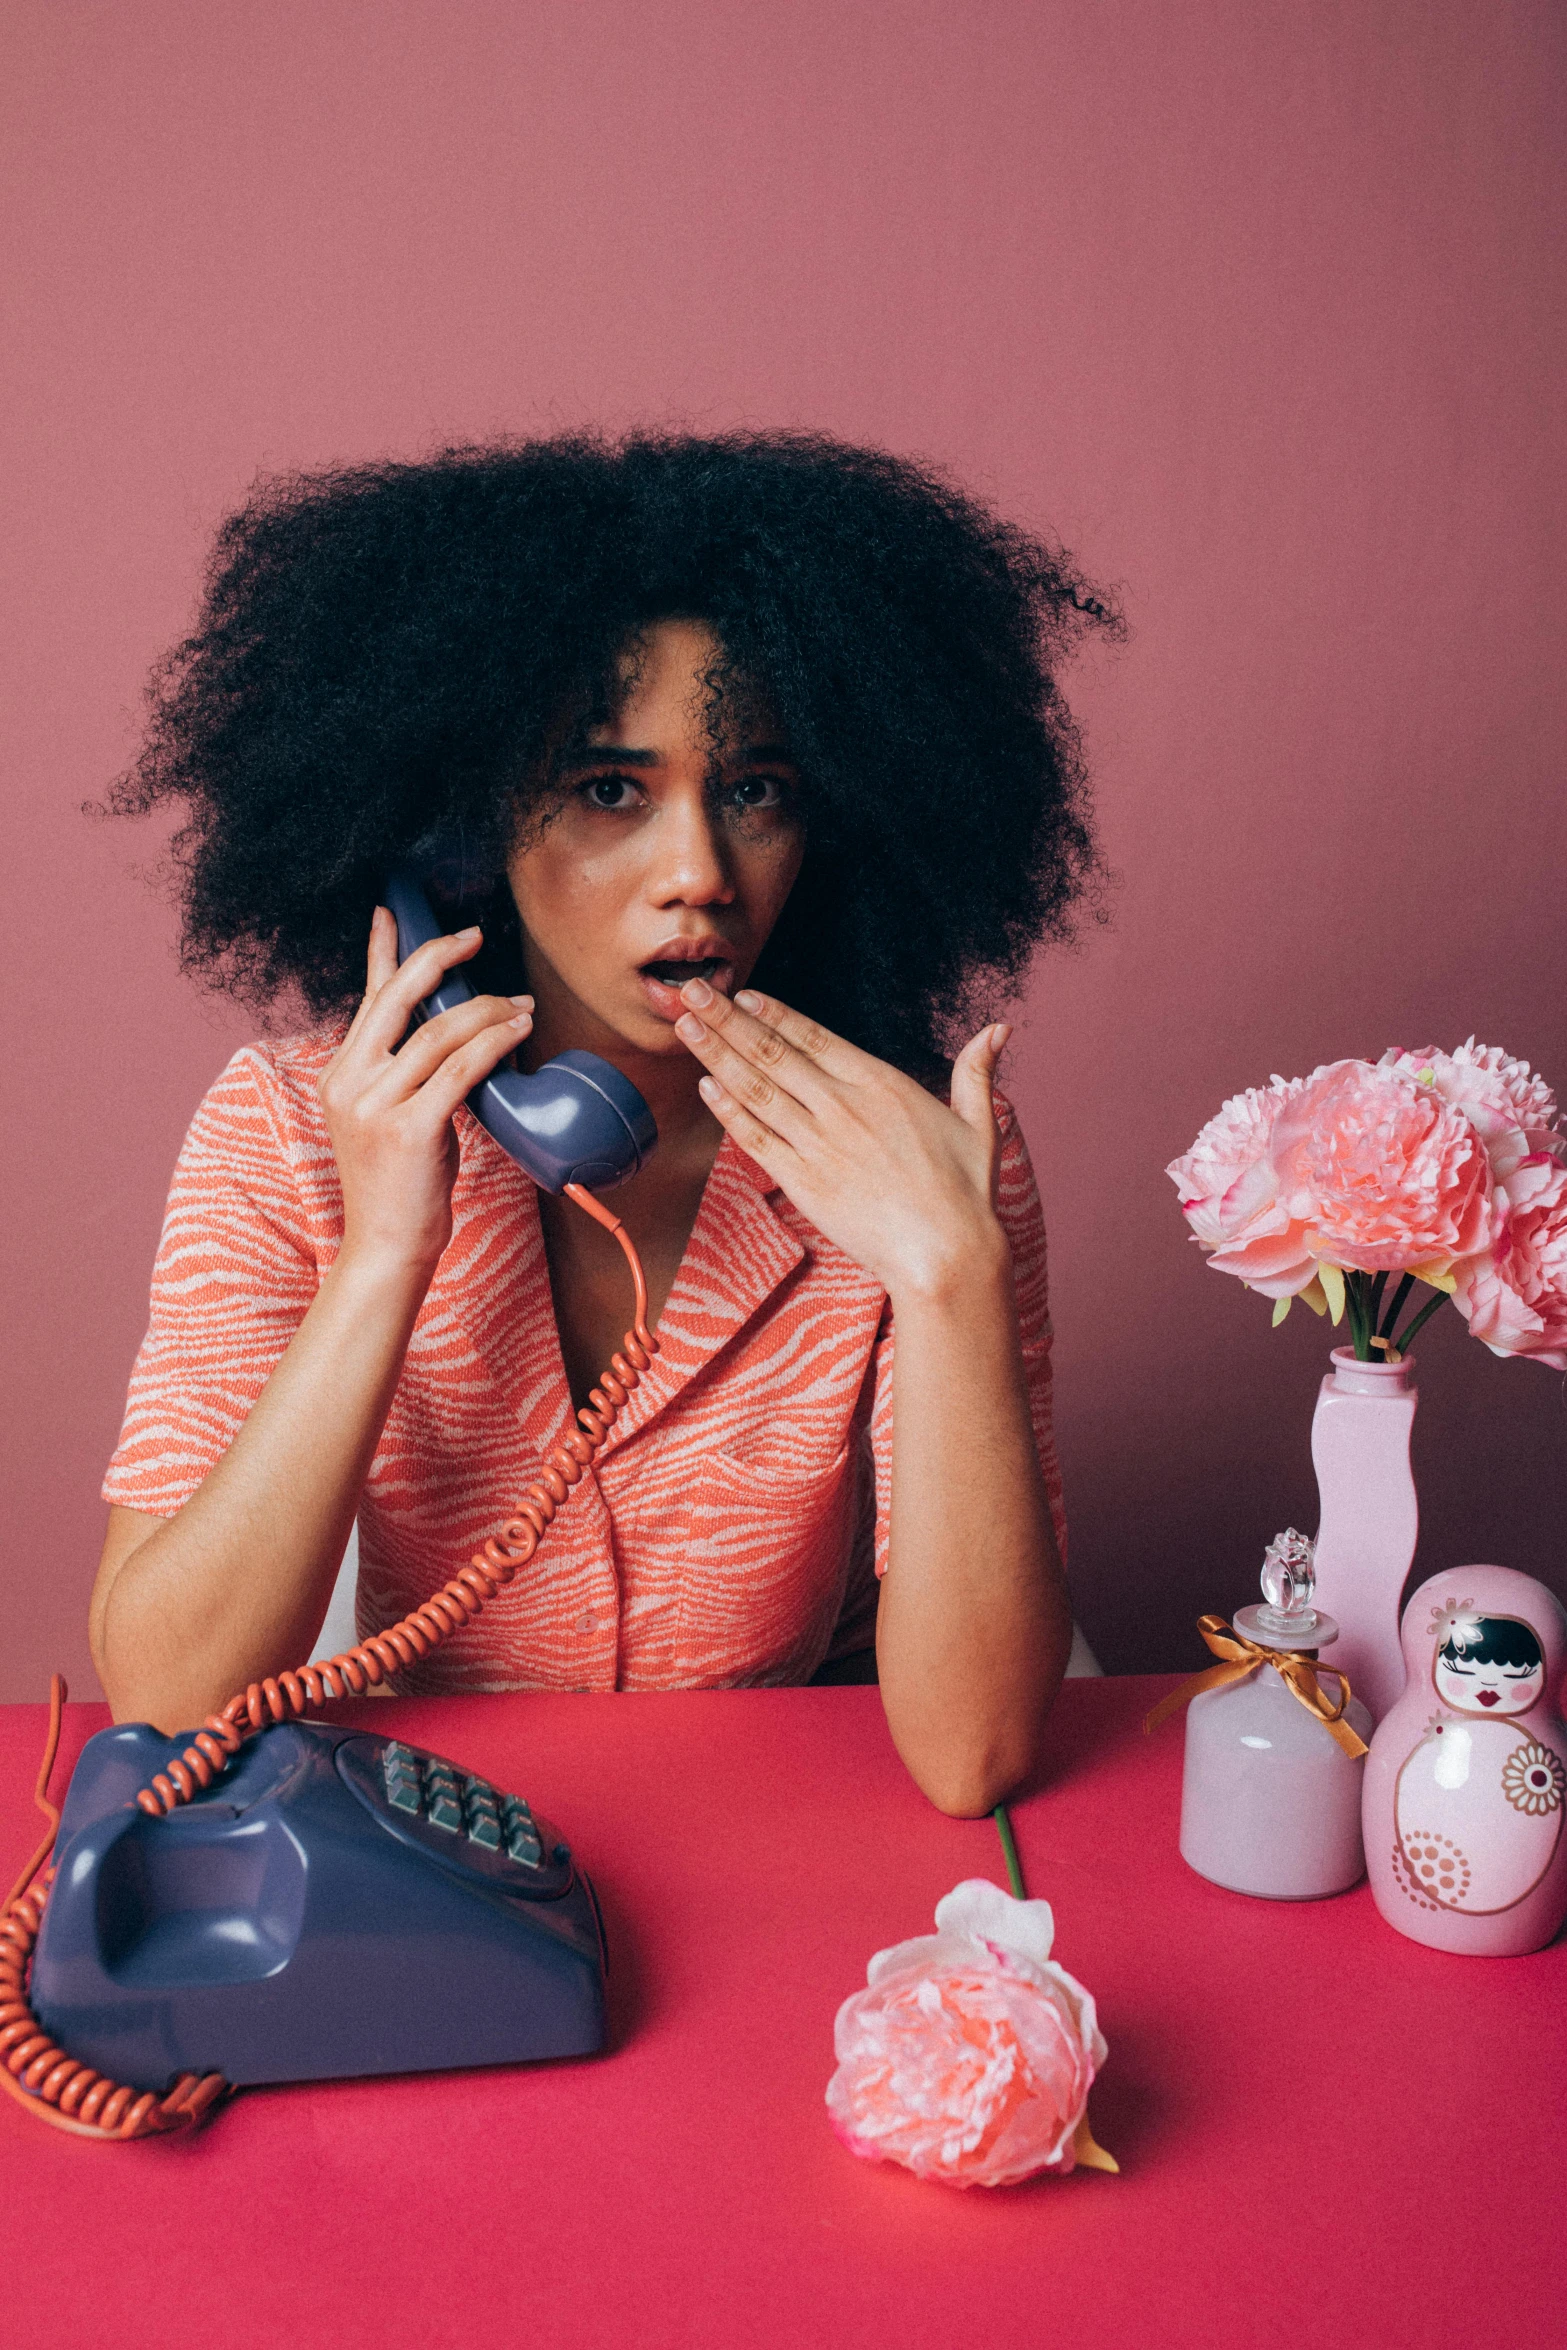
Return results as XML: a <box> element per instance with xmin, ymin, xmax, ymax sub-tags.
<box><xmin>674</xmin><ymin>979</ymin><xmax>1011</xmax><ymax>1303</ymax></box>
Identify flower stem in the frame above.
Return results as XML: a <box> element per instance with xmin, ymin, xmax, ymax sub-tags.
<box><xmin>1388</xmin><ymin>1288</ymin><xmax>1448</xmax><ymax>1356</ymax></box>
<box><xmin>1344</xmin><ymin>1272</ymin><xmax>1372</xmax><ymax>1360</ymax></box>
<box><xmin>1368</xmin><ymin>1271</ymin><xmax>1388</xmax><ymax>1326</ymax></box>
<box><xmin>1379</xmin><ymin>1272</ymin><xmax>1415</xmax><ymax>1342</ymax></box>
<box><xmin>993</xmin><ymin>1804</ymin><xmax>1027</xmax><ymax>1900</ymax></box>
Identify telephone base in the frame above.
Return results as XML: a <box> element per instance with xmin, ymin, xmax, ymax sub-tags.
<box><xmin>30</xmin><ymin>1722</ymin><xmax>607</xmax><ymax>2093</ymax></box>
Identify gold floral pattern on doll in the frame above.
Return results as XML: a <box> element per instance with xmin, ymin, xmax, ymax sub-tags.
<box><xmin>1392</xmin><ymin>1830</ymin><xmax>1472</xmax><ymax>1911</ymax></box>
<box><xmin>1500</xmin><ymin>1741</ymin><xmax>1566</xmax><ymax>1817</ymax></box>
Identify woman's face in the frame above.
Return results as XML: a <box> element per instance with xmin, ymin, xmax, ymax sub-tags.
<box><xmin>506</xmin><ymin>619</ymin><xmax>805</xmax><ymax>1063</ymax></box>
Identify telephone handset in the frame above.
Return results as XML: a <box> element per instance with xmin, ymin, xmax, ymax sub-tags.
<box><xmin>2</xmin><ymin>859</ymin><xmax>664</xmax><ymax>2139</ymax></box>
<box><xmin>382</xmin><ymin>863</ymin><xmax>657</xmax><ymax>1193</ymax></box>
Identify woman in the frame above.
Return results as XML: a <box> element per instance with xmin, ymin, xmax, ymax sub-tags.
<box><xmin>90</xmin><ymin>432</ymin><xmax>1115</xmax><ymax>1815</ymax></box>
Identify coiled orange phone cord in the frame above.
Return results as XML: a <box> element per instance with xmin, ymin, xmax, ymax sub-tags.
<box><xmin>0</xmin><ymin>1185</ymin><xmax>655</xmax><ymax>2142</ymax></box>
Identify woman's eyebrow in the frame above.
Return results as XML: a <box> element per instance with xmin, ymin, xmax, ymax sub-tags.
<box><xmin>553</xmin><ymin>738</ymin><xmax>795</xmax><ymax>769</ymax></box>
<box><xmin>558</xmin><ymin>743</ymin><xmax>662</xmax><ymax>769</ymax></box>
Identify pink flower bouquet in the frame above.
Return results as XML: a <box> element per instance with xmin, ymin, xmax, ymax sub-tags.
<box><xmin>1167</xmin><ymin>1041</ymin><xmax>1567</xmax><ymax>1367</ymax></box>
<box><xmin>825</xmin><ymin>1878</ymin><xmax>1113</xmax><ymax>2188</ymax></box>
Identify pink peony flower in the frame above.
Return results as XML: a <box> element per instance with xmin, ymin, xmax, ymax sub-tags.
<box><xmin>1169</xmin><ymin>1059</ymin><xmax>1496</xmax><ymax>1296</ymax></box>
<box><xmin>1377</xmin><ymin>1040</ymin><xmax>1562</xmax><ymax>1185</ymax></box>
<box><xmin>1453</xmin><ymin>1158</ymin><xmax>1567</xmax><ymax>1369</ymax></box>
<box><xmin>1268</xmin><ymin>1059</ymin><xmax>1494</xmax><ymax>1276</ymax></box>
<box><xmin>825</xmin><ymin>1879</ymin><xmax>1106</xmax><ymax>2189</ymax></box>
<box><xmin>1165</xmin><ymin>1076</ymin><xmax>1319</xmax><ymax>1297</ymax></box>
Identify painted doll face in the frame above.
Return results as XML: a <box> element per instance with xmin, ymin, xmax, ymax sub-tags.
<box><xmin>1433</xmin><ymin>1617</ymin><xmax>1546</xmax><ymax>1716</ymax></box>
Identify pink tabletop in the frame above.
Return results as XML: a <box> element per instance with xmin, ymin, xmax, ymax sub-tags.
<box><xmin>2</xmin><ymin>1677</ymin><xmax>1562</xmax><ymax>2350</ymax></box>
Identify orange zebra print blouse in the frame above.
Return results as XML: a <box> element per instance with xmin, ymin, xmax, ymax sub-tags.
<box><xmin>104</xmin><ymin>1032</ymin><xmax>1065</xmax><ymax>1693</ymax></box>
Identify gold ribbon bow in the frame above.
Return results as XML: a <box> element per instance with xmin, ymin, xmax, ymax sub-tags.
<box><xmin>1143</xmin><ymin>1615</ymin><xmax>1369</xmax><ymax>1759</ymax></box>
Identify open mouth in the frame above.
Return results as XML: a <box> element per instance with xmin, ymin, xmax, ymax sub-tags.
<box><xmin>637</xmin><ymin>948</ymin><xmax>739</xmax><ymax>1021</ymax></box>
<box><xmin>641</xmin><ymin>957</ymin><xmax>726</xmax><ymax>987</ymax></box>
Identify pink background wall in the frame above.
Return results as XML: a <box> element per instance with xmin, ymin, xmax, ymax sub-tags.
<box><xmin>4</xmin><ymin>1</ymin><xmax>1564</xmax><ymax>1700</ymax></box>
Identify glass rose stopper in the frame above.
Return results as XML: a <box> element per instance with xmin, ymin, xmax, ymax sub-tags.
<box><xmin>1235</xmin><ymin>1532</ymin><xmax>1341</xmax><ymax>1651</ymax></box>
<box><xmin>1259</xmin><ymin>1528</ymin><xmax>1317</xmax><ymax>1627</ymax></box>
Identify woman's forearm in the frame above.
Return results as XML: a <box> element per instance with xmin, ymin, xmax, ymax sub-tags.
<box><xmin>89</xmin><ymin>1246</ymin><xmax>434</xmax><ymax>1732</ymax></box>
<box><xmin>874</xmin><ymin>1235</ymin><xmax>1072</xmax><ymax>1816</ymax></box>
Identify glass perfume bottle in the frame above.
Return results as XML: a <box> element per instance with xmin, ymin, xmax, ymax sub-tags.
<box><xmin>1179</xmin><ymin>1532</ymin><xmax>1374</xmax><ymax>1899</ymax></box>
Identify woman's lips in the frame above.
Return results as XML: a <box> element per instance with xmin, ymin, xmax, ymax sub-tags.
<box><xmin>1476</xmin><ymin>1688</ymin><xmax>1501</xmax><ymax>1707</ymax></box>
<box><xmin>638</xmin><ymin>957</ymin><xmax>737</xmax><ymax>1022</ymax></box>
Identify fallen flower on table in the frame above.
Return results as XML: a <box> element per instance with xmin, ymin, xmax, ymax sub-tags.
<box><xmin>825</xmin><ymin>1878</ymin><xmax>1116</xmax><ymax>2189</ymax></box>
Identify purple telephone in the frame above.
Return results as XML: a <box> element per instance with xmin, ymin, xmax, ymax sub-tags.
<box><xmin>27</xmin><ymin>1719</ymin><xmax>607</xmax><ymax>2094</ymax></box>
<box><xmin>4</xmin><ymin>858</ymin><xmax>661</xmax><ymax>2140</ymax></box>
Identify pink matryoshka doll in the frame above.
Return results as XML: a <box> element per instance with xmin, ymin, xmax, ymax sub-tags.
<box><xmin>1364</xmin><ymin>1565</ymin><xmax>1567</xmax><ymax>1956</ymax></box>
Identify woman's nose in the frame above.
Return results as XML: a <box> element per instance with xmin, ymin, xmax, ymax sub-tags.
<box><xmin>650</xmin><ymin>793</ymin><xmax>734</xmax><ymax>906</ymax></box>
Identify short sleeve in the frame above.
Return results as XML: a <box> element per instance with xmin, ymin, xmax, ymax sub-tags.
<box><xmin>867</xmin><ymin>1093</ymin><xmax>1066</xmax><ymax>1578</ymax></box>
<box><xmin>102</xmin><ymin>1047</ymin><xmax>324</xmax><ymax>1516</ymax></box>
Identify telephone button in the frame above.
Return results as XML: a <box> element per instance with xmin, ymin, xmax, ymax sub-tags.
<box><xmin>427</xmin><ymin>1793</ymin><xmax>463</xmax><ymax>1833</ymax></box>
<box><xmin>382</xmin><ymin>1745</ymin><xmax>423</xmax><ymax>1814</ymax></box>
<box><xmin>467</xmin><ymin>1813</ymin><xmax>502</xmax><ymax>1851</ymax></box>
<box><xmin>466</xmin><ymin>1783</ymin><xmax>501</xmax><ymax>1817</ymax></box>
<box><xmin>506</xmin><ymin>1824</ymin><xmax>544</xmax><ymax>1868</ymax></box>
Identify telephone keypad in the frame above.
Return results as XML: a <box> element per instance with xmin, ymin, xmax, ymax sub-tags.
<box><xmin>373</xmin><ymin>1740</ymin><xmax>550</xmax><ymax>1873</ymax></box>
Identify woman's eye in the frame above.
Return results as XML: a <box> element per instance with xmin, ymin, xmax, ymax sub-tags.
<box><xmin>1502</xmin><ymin>1663</ymin><xmax>1537</xmax><ymax>1678</ymax></box>
<box><xmin>582</xmin><ymin>774</ymin><xmax>641</xmax><ymax>811</ymax></box>
<box><xmin>728</xmin><ymin>773</ymin><xmax>787</xmax><ymax>811</ymax></box>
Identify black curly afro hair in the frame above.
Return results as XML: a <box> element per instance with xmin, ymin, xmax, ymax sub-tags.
<box><xmin>110</xmin><ymin>432</ymin><xmax>1118</xmax><ymax>1075</ymax></box>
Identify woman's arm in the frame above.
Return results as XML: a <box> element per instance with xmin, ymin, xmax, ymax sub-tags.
<box><xmin>90</xmin><ymin>910</ymin><xmax>533</xmax><ymax>1732</ymax></box>
<box><xmin>669</xmin><ymin>981</ymin><xmax>1072</xmax><ymax>1816</ymax></box>
<box><xmin>872</xmin><ymin>1239</ymin><xmax>1071</xmax><ymax>1816</ymax></box>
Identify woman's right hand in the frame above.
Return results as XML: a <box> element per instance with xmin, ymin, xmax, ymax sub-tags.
<box><xmin>318</xmin><ymin>906</ymin><xmax>532</xmax><ymax>1274</ymax></box>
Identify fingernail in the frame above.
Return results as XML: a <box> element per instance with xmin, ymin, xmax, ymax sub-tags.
<box><xmin>735</xmin><ymin>990</ymin><xmax>762</xmax><ymax>1012</ymax></box>
<box><xmin>510</xmin><ymin>993</ymin><xmax>534</xmax><ymax>1007</ymax></box>
<box><xmin>676</xmin><ymin>1012</ymin><xmax>707</xmax><ymax>1043</ymax></box>
<box><xmin>509</xmin><ymin>1012</ymin><xmax>531</xmax><ymax>1030</ymax></box>
<box><xmin>681</xmin><ymin>976</ymin><xmax>714</xmax><ymax>1008</ymax></box>
<box><xmin>698</xmin><ymin>1076</ymin><xmax>722</xmax><ymax>1102</ymax></box>
<box><xmin>457</xmin><ymin>926</ymin><xmax>482</xmax><ymax>941</ymax></box>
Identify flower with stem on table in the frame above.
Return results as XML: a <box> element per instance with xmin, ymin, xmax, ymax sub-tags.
<box><xmin>1167</xmin><ymin>1041</ymin><xmax>1567</xmax><ymax>1369</ymax></box>
<box><xmin>826</xmin><ymin>1872</ymin><xmax>1115</xmax><ymax>2189</ymax></box>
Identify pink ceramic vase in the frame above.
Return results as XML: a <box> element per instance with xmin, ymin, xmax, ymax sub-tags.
<box><xmin>1309</xmin><ymin>1348</ymin><xmax>1418</xmax><ymax>1723</ymax></box>
<box><xmin>1363</xmin><ymin>1565</ymin><xmax>1567</xmax><ymax>1956</ymax></box>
